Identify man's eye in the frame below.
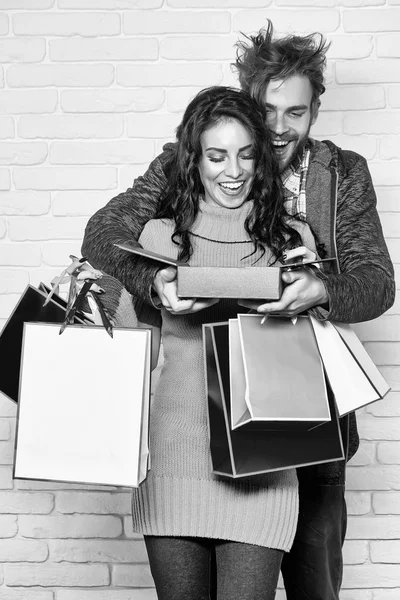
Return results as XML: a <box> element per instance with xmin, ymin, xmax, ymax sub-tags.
<box><xmin>290</xmin><ymin>113</ymin><xmax>303</xmax><ymax>119</ymax></box>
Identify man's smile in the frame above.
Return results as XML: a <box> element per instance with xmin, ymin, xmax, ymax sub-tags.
<box><xmin>272</xmin><ymin>139</ymin><xmax>290</xmax><ymax>147</ymax></box>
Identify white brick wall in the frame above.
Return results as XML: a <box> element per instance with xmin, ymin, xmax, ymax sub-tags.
<box><xmin>0</xmin><ymin>2</ymin><xmax>398</xmax><ymax>598</ymax></box>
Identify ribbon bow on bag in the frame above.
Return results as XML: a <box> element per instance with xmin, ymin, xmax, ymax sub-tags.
<box><xmin>43</xmin><ymin>255</ymin><xmax>114</xmax><ymax>338</ymax></box>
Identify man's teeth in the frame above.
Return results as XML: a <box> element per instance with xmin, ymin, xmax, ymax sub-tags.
<box><xmin>219</xmin><ymin>182</ymin><xmax>245</xmax><ymax>190</ymax></box>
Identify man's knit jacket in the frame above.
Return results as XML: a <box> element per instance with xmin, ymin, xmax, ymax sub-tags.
<box><xmin>82</xmin><ymin>139</ymin><xmax>395</xmax><ymax>483</ymax></box>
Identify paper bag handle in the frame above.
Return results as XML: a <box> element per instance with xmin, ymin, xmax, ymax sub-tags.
<box><xmin>44</xmin><ymin>256</ymin><xmax>114</xmax><ymax>338</ymax></box>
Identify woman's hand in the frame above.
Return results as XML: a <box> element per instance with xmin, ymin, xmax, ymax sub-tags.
<box><xmin>153</xmin><ymin>267</ymin><xmax>219</xmax><ymax>314</ymax></box>
<box><xmin>282</xmin><ymin>245</ymin><xmax>317</xmax><ymax>264</ymax></box>
<box><xmin>238</xmin><ymin>267</ymin><xmax>328</xmax><ymax>316</ymax></box>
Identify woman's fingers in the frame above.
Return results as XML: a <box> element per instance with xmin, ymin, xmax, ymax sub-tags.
<box><xmin>283</xmin><ymin>246</ymin><xmax>316</xmax><ymax>263</ymax></box>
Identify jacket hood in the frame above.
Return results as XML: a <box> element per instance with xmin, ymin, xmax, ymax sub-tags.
<box><xmin>309</xmin><ymin>138</ymin><xmax>355</xmax><ymax>178</ymax></box>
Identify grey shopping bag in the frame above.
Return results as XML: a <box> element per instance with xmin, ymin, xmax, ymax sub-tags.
<box><xmin>230</xmin><ymin>314</ymin><xmax>331</xmax><ymax>432</ymax></box>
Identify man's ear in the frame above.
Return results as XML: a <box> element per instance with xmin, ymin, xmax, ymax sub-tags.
<box><xmin>311</xmin><ymin>99</ymin><xmax>320</xmax><ymax>126</ymax></box>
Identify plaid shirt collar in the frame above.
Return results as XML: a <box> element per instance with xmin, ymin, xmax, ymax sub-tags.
<box><xmin>281</xmin><ymin>145</ymin><xmax>311</xmax><ymax>221</ymax></box>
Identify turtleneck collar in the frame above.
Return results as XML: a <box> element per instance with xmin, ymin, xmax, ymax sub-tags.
<box><xmin>190</xmin><ymin>198</ymin><xmax>254</xmax><ymax>243</ymax></box>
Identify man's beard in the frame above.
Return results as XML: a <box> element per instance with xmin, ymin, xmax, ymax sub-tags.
<box><xmin>281</xmin><ymin>136</ymin><xmax>308</xmax><ymax>172</ymax></box>
<box><xmin>273</xmin><ymin>122</ymin><xmax>313</xmax><ymax>173</ymax></box>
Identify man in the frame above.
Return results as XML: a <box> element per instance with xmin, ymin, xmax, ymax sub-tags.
<box><xmin>82</xmin><ymin>21</ymin><xmax>395</xmax><ymax>600</ymax></box>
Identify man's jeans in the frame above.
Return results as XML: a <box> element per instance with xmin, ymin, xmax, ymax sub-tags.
<box><xmin>281</xmin><ymin>468</ymin><xmax>347</xmax><ymax>600</ymax></box>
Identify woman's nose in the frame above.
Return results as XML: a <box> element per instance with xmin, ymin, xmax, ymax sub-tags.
<box><xmin>225</xmin><ymin>159</ymin><xmax>242</xmax><ymax>178</ymax></box>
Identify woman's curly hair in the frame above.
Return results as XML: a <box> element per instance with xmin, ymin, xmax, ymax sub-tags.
<box><xmin>157</xmin><ymin>86</ymin><xmax>302</xmax><ymax>263</ymax></box>
<box><xmin>234</xmin><ymin>20</ymin><xmax>330</xmax><ymax>109</ymax></box>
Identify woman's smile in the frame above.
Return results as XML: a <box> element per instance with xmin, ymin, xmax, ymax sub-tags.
<box><xmin>218</xmin><ymin>180</ymin><xmax>246</xmax><ymax>194</ymax></box>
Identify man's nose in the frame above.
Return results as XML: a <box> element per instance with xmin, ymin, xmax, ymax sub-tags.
<box><xmin>268</xmin><ymin>113</ymin><xmax>288</xmax><ymax>136</ymax></box>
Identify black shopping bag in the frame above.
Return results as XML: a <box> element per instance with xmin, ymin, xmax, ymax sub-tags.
<box><xmin>0</xmin><ymin>285</ymin><xmax>89</xmax><ymax>403</ymax></box>
<box><xmin>203</xmin><ymin>321</ymin><xmax>344</xmax><ymax>479</ymax></box>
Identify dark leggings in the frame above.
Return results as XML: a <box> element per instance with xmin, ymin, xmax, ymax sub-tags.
<box><xmin>144</xmin><ymin>535</ymin><xmax>283</xmax><ymax>600</ymax></box>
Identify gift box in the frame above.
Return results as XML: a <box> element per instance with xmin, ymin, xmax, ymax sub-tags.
<box><xmin>14</xmin><ymin>322</ymin><xmax>151</xmax><ymax>487</ymax></box>
<box><xmin>203</xmin><ymin>321</ymin><xmax>344</xmax><ymax>478</ymax></box>
<box><xmin>115</xmin><ymin>243</ymin><xmax>282</xmax><ymax>300</ymax></box>
<box><xmin>116</xmin><ymin>243</ymin><xmax>337</xmax><ymax>301</ymax></box>
<box><xmin>115</xmin><ymin>243</ymin><xmax>336</xmax><ymax>301</ymax></box>
<box><xmin>178</xmin><ymin>266</ymin><xmax>282</xmax><ymax>300</ymax></box>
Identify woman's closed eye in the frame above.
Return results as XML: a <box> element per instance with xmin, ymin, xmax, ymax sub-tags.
<box><xmin>208</xmin><ymin>154</ymin><xmax>253</xmax><ymax>163</ymax></box>
<box><xmin>208</xmin><ymin>156</ymin><xmax>225</xmax><ymax>163</ymax></box>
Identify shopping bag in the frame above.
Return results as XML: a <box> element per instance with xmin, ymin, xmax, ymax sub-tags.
<box><xmin>310</xmin><ymin>318</ymin><xmax>390</xmax><ymax>416</ymax></box>
<box><xmin>203</xmin><ymin>321</ymin><xmax>344</xmax><ymax>478</ymax></box>
<box><xmin>0</xmin><ymin>285</ymin><xmax>89</xmax><ymax>404</ymax></box>
<box><xmin>14</xmin><ymin>322</ymin><xmax>151</xmax><ymax>487</ymax></box>
<box><xmin>230</xmin><ymin>314</ymin><xmax>330</xmax><ymax>431</ymax></box>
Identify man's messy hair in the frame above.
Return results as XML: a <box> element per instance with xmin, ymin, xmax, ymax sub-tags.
<box><xmin>234</xmin><ymin>20</ymin><xmax>330</xmax><ymax>108</ymax></box>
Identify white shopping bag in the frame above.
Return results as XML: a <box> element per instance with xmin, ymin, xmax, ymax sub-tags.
<box><xmin>309</xmin><ymin>317</ymin><xmax>390</xmax><ymax>416</ymax></box>
<box><xmin>14</xmin><ymin>322</ymin><xmax>151</xmax><ymax>487</ymax></box>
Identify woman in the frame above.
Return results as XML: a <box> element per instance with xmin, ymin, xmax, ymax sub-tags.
<box><xmin>132</xmin><ymin>86</ymin><xmax>317</xmax><ymax>600</ymax></box>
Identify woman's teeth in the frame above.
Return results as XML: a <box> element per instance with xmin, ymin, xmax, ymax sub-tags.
<box><xmin>219</xmin><ymin>181</ymin><xmax>245</xmax><ymax>191</ymax></box>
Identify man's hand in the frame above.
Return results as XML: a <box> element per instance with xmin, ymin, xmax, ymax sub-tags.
<box><xmin>238</xmin><ymin>267</ymin><xmax>328</xmax><ymax>317</ymax></box>
<box><xmin>153</xmin><ymin>266</ymin><xmax>219</xmax><ymax>315</ymax></box>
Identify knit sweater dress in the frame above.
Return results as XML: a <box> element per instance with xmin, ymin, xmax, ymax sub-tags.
<box><xmin>131</xmin><ymin>199</ymin><xmax>314</xmax><ymax>551</ymax></box>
